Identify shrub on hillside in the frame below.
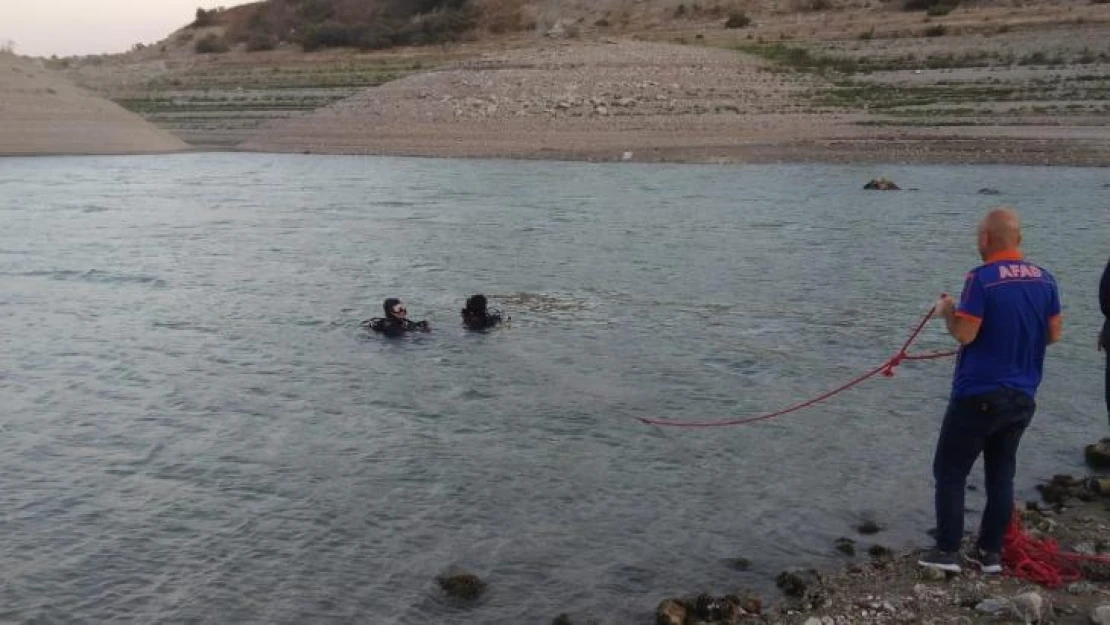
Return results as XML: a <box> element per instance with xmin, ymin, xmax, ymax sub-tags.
<box><xmin>925</xmin><ymin>3</ymin><xmax>955</xmax><ymax>16</ymax></box>
<box><xmin>902</xmin><ymin>0</ymin><xmax>957</xmax><ymax>10</ymax></box>
<box><xmin>924</xmin><ymin>24</ymin><xmax>947</xmax><ymax>37</ymax></box>
<box><xmin>725</xmin><ymin>11</ymin><xmax>752</xmax><ymax>28</ymax></box>
<box><xmin>195</xmin><ymin>33</ymin><xmax>230</xmax><ymax>53</ymax></box>
<box><xmin>795</xmin><ymin>0</ymin><xmax>833</xmax><ymax>11</ymax></box>
<box><xmin>193</xmin><ymin>8</ymin><xmax>216</xmax><ymax>28</ymax></box>
<box><xmin>480</xmin><ymin>0</ymin><xmax>525</xmax><ymax>33</ymax></box>
<box><xmin>246</xmin><ymin>33</ymin><xmax>278</xmax><ymax>51</ymax></box>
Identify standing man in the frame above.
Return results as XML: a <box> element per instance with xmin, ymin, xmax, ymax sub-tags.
<box><xmin>1100</xmin><ymin>257</ymin><xmax>1109</xmax><ymax>428</ymax></box>
<box><xmin>919</xmin><ymin>207</ymin><xmax>1063</xmax><ymax>574</ymax></box>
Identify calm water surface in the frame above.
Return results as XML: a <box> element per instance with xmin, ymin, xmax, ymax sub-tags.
<box><xmin>0</xmin><ymin>154</ymin><xmax>1106</xmax><ymax>624</ymax></box>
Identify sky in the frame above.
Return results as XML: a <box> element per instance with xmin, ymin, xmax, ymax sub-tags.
<box><xmin>0</xmin><ymin>0</ymin><xmax>255</xmax><ymax>57</ymax></box>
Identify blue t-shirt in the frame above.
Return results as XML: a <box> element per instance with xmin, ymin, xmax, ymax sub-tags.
<box><xmin>951</xmin><ymin>253</ymin><xmax>1061</xmax><ymax>400</ymax></box>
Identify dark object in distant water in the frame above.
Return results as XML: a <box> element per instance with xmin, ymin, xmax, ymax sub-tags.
<box><xmin>864</xmin><ymin>178</ymin><xmax>900</xmax><ymax>190</ymax></box>
<box><xmin>834</xmin><ymin>537</ymin><xmax>857</xmax><ymax>556</ymax></box>
<box><xmin>461</xmin><ymin>293</ymin><xmax>508</xmax><ymax>331</ymax></box>
<box><xmin>978</xmin><ymin>188</ymin><xmax>1002</xmax><ymax>195</ymax></box>
<box><xmin>857</xmin><ymin>520</ymin><xmax>883</xmax><ymax>535</ymax></box>
<box><xmin>437</xmin><ymin>571</ymin><xmax>486</xmax><ymax>600</ymax></box>
<box><xmin>724</xmin><ymin>556</ymin><xmax>752</xmax><ymax>571</ymax></box>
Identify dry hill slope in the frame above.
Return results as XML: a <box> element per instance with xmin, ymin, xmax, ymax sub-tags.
<box><xmin>0</xmin><ymin>53</ymin><xmax>187</xmax><ymax>156</ymax></box>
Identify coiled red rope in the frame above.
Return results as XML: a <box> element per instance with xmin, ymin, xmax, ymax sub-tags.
<box><xmin>638</xmin><ymin>305</ymin><xmax>956</xmax><ymax>428</ymax></box>
<box><xmin>1003</xmin><ymin>505</ymin><xmax>1110</xmax><ymax>587</ymax></box>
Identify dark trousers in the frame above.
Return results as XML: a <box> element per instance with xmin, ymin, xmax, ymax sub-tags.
<box><xmin>932</xmin><ymin>388</ymin><xmax>1036</xmax><ymax>553</ymax></box>
<box><xmin>1104</xmin><ymin>319</ymin><xmax>1110</xmax><ymax>426</ymax></box>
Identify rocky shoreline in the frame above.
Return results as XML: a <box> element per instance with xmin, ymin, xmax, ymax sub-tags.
<box><xmin>646</xmin><ymin>474</ymin><xmax>1110</xmax><ymax>625</ymax></box>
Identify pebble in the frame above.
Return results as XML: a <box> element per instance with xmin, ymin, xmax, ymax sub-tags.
<box><xmin>1010</xmin><ymin>591</ymin><xmax>1046</xmax><ymax>623</ymax></box>
<box><xmin>1065</xmin><ymin>581</ymin><xmax>1096</xmax><ymax>595</ymax></box>
<box><xmin>975</xmin><ymin>597</ymin><xmax>1011</xmax><ymax>614</ymax></box>
<box><xmin>1091</xmin><ymin>604</ymin><xmax>1110</xmax><ymax>625</ymax></box>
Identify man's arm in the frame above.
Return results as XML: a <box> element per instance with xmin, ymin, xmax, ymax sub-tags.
<box><xmin>937</xmin><ymin>294</ymin><xmax>981</xmax><ymax>345</ymax></box>
<box><xmin>1101</xmin><ymin>258</ymin><xmax>1110</xmax><ymax>318</ymax></box>
<box><xmin>1047</xmin><ymin>315</ymin><xmax>1062</xmax><ymax>345</ymax></box>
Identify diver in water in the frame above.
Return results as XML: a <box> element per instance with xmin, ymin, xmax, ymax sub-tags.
<box><xmin>461</xmin><ymin>294</ymin><xmax>507</xmax><ymax>331</ymax></box>
<box><xmin>363</xmin><ymin>298</ymin><xmax>429</xmax><ymax>336</ymax></box>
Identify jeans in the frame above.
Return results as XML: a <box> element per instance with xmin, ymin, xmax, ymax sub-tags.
<box><xmin>1103</xmin><ymin>319</ymin><xmax>1109</xmax><ymax>427</ymax></box>
<box><xmin>932</xmin><ymin>388</ymin><xmax>1036</xmax><ymax>553</ymax></box>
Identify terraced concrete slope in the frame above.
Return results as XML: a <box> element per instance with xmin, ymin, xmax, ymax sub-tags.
<box><xmin>0</xmin><ymin>53</ymin><xmax>187</xmax><ymax>156</ymax></box>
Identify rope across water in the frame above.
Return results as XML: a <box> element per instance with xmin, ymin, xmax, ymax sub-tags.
<box><xmin>638</xmin><ymin>305</ymin><xmax>956</xmax><ymax>428</ymax></box>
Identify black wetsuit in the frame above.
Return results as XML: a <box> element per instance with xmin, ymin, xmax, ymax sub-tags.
<box><xmin>461</xmin><ymin>309</ymin><xmax>504</xmax><ymax>331</ymax></box>
<box><xmin>365</xmin><ymin>317</ymin><xmax>429</xmax><ymax>337</ymax></box>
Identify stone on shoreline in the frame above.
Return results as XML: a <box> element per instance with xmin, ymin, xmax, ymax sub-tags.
<box><xmin>776</xmin><ymin>568</ymin><xmax>819</xmax><ymax>598</ymax></box>
<box><xmin>863</xmin><ymin>178</ymin><xmax>900</xmax><ymax>191</ymax></box>
<box><xmin>436</xmin><ymin>570</ymin><xmax>486</xmax><ymax>600</ymax></box>
<box><xmin>655</xmin><ymin>599</ymin><xmax>686</xmax><ymax>625</ymax></box>
<box><xmin>857</xmin><ymin>520</ymin><xmax>883</xmax><ymax>535</ymax></box>
<box><xmin>834</xmin><ymin>538</ymin><xmax>856</xmax><ymax>556</ymax></box>
<box><xmin>1085</xmin><ymin>440</ymin><xmax>1110</xmax><ymax>469</ymax></box>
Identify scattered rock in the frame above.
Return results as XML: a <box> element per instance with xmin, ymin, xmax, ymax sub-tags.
<box><xmin>693</xmin><ymin>593</ymin><xmax>740</xmax><ymax>622</ymax></box>
<box><xmin>725</xmin><ymin>557</ymin><xmax>752</xmax><ymax>571</ymax></box>
<box><xmin>552</xmin><ymin>614</ymin><xmax>574</xmax><ymax>625</ymax></box>
<box><xmin>1085</xmin><ymin>440</ymin><xmax>1110</xmax><ymax>469</ymax></box>
<box><xmin>868</xmin><ymin>545</ymin><xmax>893</xmax><ymax>560</ymax></box>
<box><xmin>1065</xmin><ymin>581</ymin><xmax>1096</xmax><ymax>595</ymax></box>
<box><xmin>975</xmin><ymin>597</ymin><xmax>1011</xmax><ymax>615</ymax></box>
<box><xmin>835</xmin><ymin>538</ymin><xmax>857</xmax><ymax>556</ymax></box>
<box><xmin>978</xmin><ymin>187</ymin><xmax>1002</xmax><ymax>195</ymax></box>
<box><xmin>863</xmin><ymin>178</ymin><xmax>900</xmax><ymax>191</ymax></box>
<box><xmin>857</xmin><ymin>520</ymin><xmax>883</xmax><ymax>535</ymax></box>
<box><xmin>739</xmin><ymin>591</ymin><xmax>762</xmax><ymax>615</ymax></box>
<box><xmin>776</xmin><ymin>568</ymin><xmax>819</xmax><ymax>598</ymax></box>
<box><xmin>655</xmin><ymin>599</ymin><xmax>686</xmax><ymax>625</ymax></box>
<box><xmin>1091</xmin><ymin>604</ymin><xmax>1110</xmax><ymax>625</ymax></box>
<box><xmin>621</xmin><ymin>151</ymin><xmax>633</xmax><ymax>161</ymax></box>
<box><xmin>1010</xmin><ymin>591</ymin><xmax>1049</xmax><ymax>624</ymax></box>
<box><xmin>436</xmin><ymin>571</ymin><xmax>486</xmax><ymax>600</ymax></box>
<box><xmin>919</xmin><ymin>566</ymin><xmax>947</xmax><ymax>581</ymax></box>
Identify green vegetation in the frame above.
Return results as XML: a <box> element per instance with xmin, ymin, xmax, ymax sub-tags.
<box><xmin>186</xmin><ymin>0</ymin><xmax>495</xmax><ymax>53</ymax></box>
<box><xmin>725</xmin><ymin>12</ymin><xmax>752</xmax><ymax>29</ymax></box>
<box><xmin>193</xmin><ymin>8</ymin><xmax>217</xmax><ymax>28</ymax></box>
<box><xmin>195</xmin><ymin>33</ymin><xmax>230</xmax><ymax>54</ymax></box>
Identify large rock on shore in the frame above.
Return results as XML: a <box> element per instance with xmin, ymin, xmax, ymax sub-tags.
<box><xmin>0</xmin><ymin>53</ymin><xmax>186</xmax><ymax>156</ymax></box>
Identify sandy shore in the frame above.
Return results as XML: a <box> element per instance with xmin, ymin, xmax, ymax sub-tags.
<box><xmin>0</xmin><ymin>53</ymin><xmax>186</xmax><ymax>157</ymax></box>
<box><xmin>237</xmin><ymin>40</ymin><xmax>1110</xmax><ymax>166</ymax></box>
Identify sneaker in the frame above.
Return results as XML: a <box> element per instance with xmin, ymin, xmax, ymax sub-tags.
<box><xmin>967</xmin><ymin>548</ymin><xmax>1002</xmax><ymax>574</ymax></box>
<box><xmin>918</xmin><ymin>548</ymin><xmax>962</xmax><ymax>573</ymax></box>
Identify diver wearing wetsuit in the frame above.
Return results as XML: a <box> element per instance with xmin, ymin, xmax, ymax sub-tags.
<box><xmin>461</xmin><ymin>294</ymin><xmax>506</xmax><ymax>331</ymax></box>
<box><xmin>364</xmin><ymin>298</ymin><xmax>429</xmax><ymax>336</ymax></box>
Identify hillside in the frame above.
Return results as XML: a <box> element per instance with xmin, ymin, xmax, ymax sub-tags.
<box><xmin>0</xmin><ymin>53</ymin><xmax>187</xmax><ymax>156</ymax></box>
<box><xmin>57</xmin><ymin>0</ymin><xmax>1110</xmax><ymax>164</ymax></box>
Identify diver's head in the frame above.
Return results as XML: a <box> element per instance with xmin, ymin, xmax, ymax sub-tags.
<box><xmin>464</xmin><ymin>294</ymin><xmax>488</xmax><ymax>315</ymax></box>
<box><xmin>383</xmin><ymin>298</ymin><xmax>407</xmax><ymax>319</ymax></box>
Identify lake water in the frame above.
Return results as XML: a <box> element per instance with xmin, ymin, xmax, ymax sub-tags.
<box><xmin>0</xmin><ymin>154</ymin><xmax>1106</xmax><ymax>624</ymax></box>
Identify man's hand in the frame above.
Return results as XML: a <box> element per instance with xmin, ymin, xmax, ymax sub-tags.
<box><xmin>934</xmin><ymin>293</ymin><xmax>956</xmax><ymax>318</ymax></box>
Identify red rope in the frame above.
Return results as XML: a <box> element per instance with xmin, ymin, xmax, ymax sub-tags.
<box><xmin>1002</xmin><ymin>504</ymin><xmax>1110</xmax><ymax>587</ymax></box>
<box><xmin>638</xmin><ymin>306</ymin><xmax>957</xmax><ymax>428</ymax></box>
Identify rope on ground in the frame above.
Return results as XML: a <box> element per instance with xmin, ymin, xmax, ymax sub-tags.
<box><xmin>1003</xmin><ymin>504</ymin><xmax>1110</xmax><ymax>588</ymax></box>
<box><xmin>638</xmin><ymin>305</ymin><xmax>957</xmax><ymax>428</ymax></box>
